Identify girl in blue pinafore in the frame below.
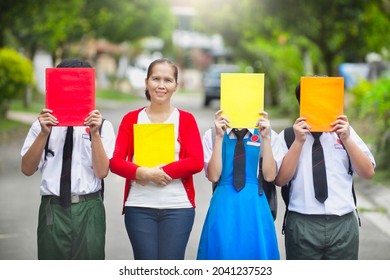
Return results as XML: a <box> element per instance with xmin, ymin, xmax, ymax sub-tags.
<box><xmin>197</xmin><ymin>110</ymin><xmax>280</xmax><ymax>260</ymax></box>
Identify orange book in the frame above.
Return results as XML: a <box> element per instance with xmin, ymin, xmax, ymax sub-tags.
<box><xmin>46</xmin><ymin>68</ymin><xmax>95</xmax><ymax>126</ymax></box>
<box><xmin>300</xmin><ymin>76</ymin><xmax>344</xmax><ymax>132</ymax></box>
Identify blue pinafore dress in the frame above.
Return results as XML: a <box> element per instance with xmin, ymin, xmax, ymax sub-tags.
<box><xmin>197</xmin><ymin>129</ymin><xmax>280</xmax><ymax>260</ymax></box>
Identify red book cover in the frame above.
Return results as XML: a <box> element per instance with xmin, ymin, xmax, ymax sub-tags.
<box><xmin>46</xmin><ymin>68</ymin><xmax>95</xmax><ymax>126</ymax></box>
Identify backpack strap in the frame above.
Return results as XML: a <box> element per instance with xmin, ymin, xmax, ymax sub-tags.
<box><xmin>44</xmin><ymin>130</ymin><xmax>53</xmax><ymax>161</ymax></box>
<box><xmin>281</xmin><ymin>126</ymin><xmax>295</xmax><ymax>235</ymax></box>
<box><xmin>258</xmin><ymin>155</ymin><xmax>278</xmax><ymax>221</ymax></box>
<box><xmin>338</xmin><ymin>136</ymin><xmax>361</xmax><ymax>226</ymax></box>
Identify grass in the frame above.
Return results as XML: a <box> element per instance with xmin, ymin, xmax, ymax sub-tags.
<box><xmin>96</xmin><ymin>89</ymin><xmax>140</xmax><ymax>102</ymax></box>
<box><xmin>372</xmin><ymin>169</ymin><xmax>390</xmax><ymax>185</ymax></box>
<box><xmin>0</xmin><ymin>118</ymin><xmax>30</xmax><ymax>144</ymax></box>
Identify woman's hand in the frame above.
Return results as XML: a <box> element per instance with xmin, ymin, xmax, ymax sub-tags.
<box><xmin>136</xmin><ymin>165</ymin><xmax>173</xmax><ymax>186</ymax></box>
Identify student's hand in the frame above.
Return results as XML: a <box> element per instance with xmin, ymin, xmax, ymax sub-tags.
<box><xmin>293</xmin><ymin>117</ymin><xmax>310</xmax><ymax>144</ymax></box>
<box><xmin>37</xmin><ymin>108</ymin><xmax>58</xmax><ymax>135</ymax></box>
<box><xmin>85</xmin><ymin>110</ymin><xmax>103</xmax><ymax>134</ymax></box>
<box><xmin>257</xmin><ymin>111</ymin><xmax>271</xmax><ymax>139</ymax></box>
<box><xmin>214</xmin><ymin>109</ymin><xmax>230</xmax><ymax>138</ymax></box>
<box><xmin>331</xmin><ymin>115</ymin><xmax>350</xmax><ymax>141</ymax></box>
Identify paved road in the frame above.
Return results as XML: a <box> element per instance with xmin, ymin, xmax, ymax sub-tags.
<box><xmin>1</xmin><ymin>92</ymin><xmax>390</xmax><ymax>260</ymax></box>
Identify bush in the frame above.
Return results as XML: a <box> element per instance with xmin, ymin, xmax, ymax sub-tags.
<box><xmin>351</xmin><ymin>77</ymin><xmax>390</xmax><ymax>171</ymax></box>
<box><xmin>0</xmin><ymin>48</ymin><xmax>34</xmax><ymax>118</ymax></box>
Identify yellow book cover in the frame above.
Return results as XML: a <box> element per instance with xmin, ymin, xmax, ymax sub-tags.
<box><xmin>133</xmin><ymin>123</ymin><xmax>175</xmax><ymax>167</ymax></box>
<box><xmin>220</xmin><ymin>73</ymin><xmax>265</xmax><ymax>128</ymax></box>
<box><xmin>300</xmin><ymin>76</ymin><xmax>344</xmax><ymax>132</ymax></box>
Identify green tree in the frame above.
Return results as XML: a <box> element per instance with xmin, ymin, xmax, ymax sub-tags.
<box><xmin>1</xmin><ymin>0</ymin><xmax>176</xmax><ymax>60</ymax></box>
<box><xmin>0</xmin><ymin>48</ymin><xmax>34</xmax><ymax>118</ymax></box>
<box><xmin>262</xmin><ymin>0</ymin><xmax>390</xmax><ymax>75</ymax></box>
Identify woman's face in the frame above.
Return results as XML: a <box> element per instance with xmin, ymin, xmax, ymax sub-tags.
<box><xmin>145</xmin><ymin>62</ymin><xmax>177</xmax><ymax>104</ymax></box>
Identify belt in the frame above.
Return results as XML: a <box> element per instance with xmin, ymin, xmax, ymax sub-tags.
<box><xmin>42</xmin><ymin>191</ymin><xmax>102</xmax><ymax>204</ymax></box>
<box><xmin>42</xmin><ymin>191</ymin><xmax>102</xmax><ymax>226</ymax></box>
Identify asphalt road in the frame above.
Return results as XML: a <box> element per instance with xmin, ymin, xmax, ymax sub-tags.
<box><xmin>1</xmin><ymin>92</ymin><xmax>389</xmax><ymax>260</ymax></box>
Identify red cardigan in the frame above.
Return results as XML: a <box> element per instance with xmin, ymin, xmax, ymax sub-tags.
<box><xmin>110</xmin><ymin>107</ymin><xmax>204</xmax><ymax>213</ymax></box>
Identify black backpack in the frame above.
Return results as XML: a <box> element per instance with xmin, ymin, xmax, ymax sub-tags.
<box><xmin>44</xmin><ymin>119</ymin><xmax>106</xmax><ymax>200</ymax></box>
<box><xmin>281</xmin><ymin>126</ymin><xmax>359</xmax><ymax>234</ymax></box>
<box><xmin>211</xmin><ymin>127</ymin><xmax>278</xmax><ymax>220</ymax></box>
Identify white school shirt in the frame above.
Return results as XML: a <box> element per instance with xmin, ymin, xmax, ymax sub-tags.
<box><xmin>125</xmin><ymin>108</ymin><xmax>192</xmax><ymax>209</ymax></box>
<box><xmin>202</xmin><ymin>128</ymin><xmax>282</xmax><ymax>178</ymax></box>
<box><xmin>21</xmin><ymin>120</ymin><xmax>116</xmax><ymax>196</ymax></box>
<box><xmin>275</xmin><ymin>127</ymin><xmax>376</xmax><ymax>216</ymax></box>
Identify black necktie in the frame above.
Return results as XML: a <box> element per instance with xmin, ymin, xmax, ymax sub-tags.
<box><xmin>233</xmin><ymin>129</ymin><xmax>248</xmax><ymax>192</ymax></box>
<box><xmin>60</xmin><ymin>126</ymin><xmax>73</xmax><ymax>208</ymax></box>
<box><xmin>312</xmin><ymin>132</ymin><xmax>328</xmax><ymax>203</ymax></box>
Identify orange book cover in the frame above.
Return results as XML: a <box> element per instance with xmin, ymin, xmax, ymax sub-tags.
<box><xmin>46</xmin><ymin>68</ymin><xmax>95</xmax><ymax>126</ymax></box>
<box><xmin>300</xmin><ymin>76</ymin><xmax>344</xmax><ymax>132</ymax></box>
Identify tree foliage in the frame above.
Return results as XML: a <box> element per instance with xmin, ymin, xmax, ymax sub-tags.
<box><xmin>0</xmin><ymin>0</ymin><xmax>175</xmax><ymax>59</ymax></box>
<box><xmin>261</xmin><ymin>0</ymin><xmax>390</xmax><ymax>75</ymax></box>
<box><xmin>0</xmin><ymin>48</ymin><xmax>34</xmax><ymax>117</ymax></box>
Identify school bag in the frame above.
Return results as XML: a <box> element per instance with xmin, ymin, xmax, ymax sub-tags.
<box><xmin>281</xmin><ymin>126</ymin><xmax>360</xmax><ymax>234</ymax></box>
<box><xmin>211</xmin><ymin>126</ymin><xmax>278</xmax><ymax>220</ymax></box>
<box><xmin>44</xmin><ymin>119</ymin><xmax>106</xmax><ymax>200</ymax></box>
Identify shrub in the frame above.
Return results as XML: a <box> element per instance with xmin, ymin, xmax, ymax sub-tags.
<box><xmin>351</xmin><ymin>77</ymin><xmax>390</xmax><ymax>171</ymax></box>
<box><xmin>0</xmin><ymin>48</ymin><xmax>34</xmax><ymax>118</ymax></box>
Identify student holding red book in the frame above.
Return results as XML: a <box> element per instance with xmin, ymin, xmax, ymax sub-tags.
<box><xmin>21</xmin><ymin>59</ymin><xmax>116</xmax><ymax>260</ymax></box>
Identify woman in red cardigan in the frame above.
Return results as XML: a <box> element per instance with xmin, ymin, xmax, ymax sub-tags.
<box><xmin>110</xmin><ymin>58</ymin><xmax>204</xmax><ymax>260</ymax></box>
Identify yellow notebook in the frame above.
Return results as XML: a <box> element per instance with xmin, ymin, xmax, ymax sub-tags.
<box><xmin>300</xmin><ymin>76</ymin><xmax>344</xmax><ymax>132</ymax></box>
<box><xmin>220</xmin><ymin>73</ymin><xmax>265</xmax><ymax>128</ymax></box>
<box><xmin>133</xmin><ymin>123</ymin><xmax>175</xmax><ymax>167</ymax></box>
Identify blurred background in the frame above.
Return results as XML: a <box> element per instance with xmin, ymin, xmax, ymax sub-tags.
<box><xmin>1</xmin><ymin>0</ymin><xmax>390</xmax><ymax>203</ymax></box>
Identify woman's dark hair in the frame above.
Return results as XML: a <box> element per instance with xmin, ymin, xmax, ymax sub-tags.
<box><xmin>56</xmin><ymin>59</ymin><xmax>92</xmax><ymax>68</ymax></box>
<box><xmin>145</xmin><ymin>58</ymin><xmax>178</xmax><ymax>101</ymax></box>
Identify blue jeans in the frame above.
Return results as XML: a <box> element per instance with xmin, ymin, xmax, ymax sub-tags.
<box><xmin>124</xmin><ymin>206</ymin><xmax>195</xmax><ymax>260</ymax></box>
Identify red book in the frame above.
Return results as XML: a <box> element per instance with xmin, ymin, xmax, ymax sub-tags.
<box><xmin>46</xmin><ymin>68</ymin><xmax>95</xmax><ymax>126</ymax></box>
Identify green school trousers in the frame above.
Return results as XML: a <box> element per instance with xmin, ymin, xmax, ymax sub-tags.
<box><xmin>285</xmin><ymin>211</ymin><xmax>359</xmax><ymax>260</ymax></box>
<box><xmin>37</xmin><ymin>192</ymin><xmax>106</xmax><ymax>260</ymax></box>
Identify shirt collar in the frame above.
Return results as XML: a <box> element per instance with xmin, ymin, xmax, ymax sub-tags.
<box><xmin>227</xmin><ymin>128</ymin><xmax>255</xmax><ymax>137</ymax></box>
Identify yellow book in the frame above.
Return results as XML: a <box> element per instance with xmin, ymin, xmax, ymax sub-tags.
<box><xmin>133</xmin><ymin>123</ymin><xmax>175</xmax><ymax>167</ymax></box>
<box><xmin>300</xmin><ymin>77</ymin><xmax>344</xmax><ymax>132</ymax></box>
<box><xmin>220</xmin><ymin>73</ymin><xmax>265</xmax><ymax>128</ymax></box>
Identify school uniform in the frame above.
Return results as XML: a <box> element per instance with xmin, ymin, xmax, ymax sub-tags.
<box><xmin>275</xmin><ymin>127</ymin><xmax>376</xmax><ymax>259</ymax></box>
<box><xmin>21</xmin><ymin>121</ymin><xmax>116</xmax><ymax>259</ymax></box>
<box><xmin>197</xmin><ymin>128</ymin><xmax>280</xmax><ymax>260</ymax></box>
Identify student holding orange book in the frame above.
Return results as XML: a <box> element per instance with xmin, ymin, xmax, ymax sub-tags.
<box><xmin>109</xmin><ymin>58</ymin><xmax>203</xmax><ymax>260</ymax></box>
<box><xmin>275</xmin><ymin>78</ymin><xmax>376</xmax><ymax>260</ymax></box>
